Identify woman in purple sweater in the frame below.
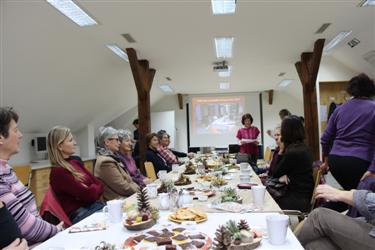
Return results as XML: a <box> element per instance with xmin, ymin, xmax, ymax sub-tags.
<box><xmin>116</xmin><ymin>129</ymin><xmax>151</xmax><ymax>187</ymax></box>
<box><xmin>0</xmin><ymin>107</ymin><xmax>62</xmax><ymax>244</ymax></box>
<box><xmin>321</xmin><ymin>73</ymin><xmax>375</xmax><ymax>211</ymax></box>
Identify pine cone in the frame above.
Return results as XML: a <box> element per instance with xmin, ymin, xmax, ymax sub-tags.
<box><xmin>137</xmin><ymin>187</ymin><xmax>151</xmax><ymax>212</ymax></box>
<box><xmin>238</xmin><ymin>219</ymin><xmax>250</xmax><ymax>230</ymax></box>
<box><xmin>213</xmin><ymin>225</ymin><xmax>230</xmax><ymax>250</ymax></box>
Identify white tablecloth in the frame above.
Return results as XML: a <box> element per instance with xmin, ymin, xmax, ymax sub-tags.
<box><xmin>34</xmin><ymin>212</ymin><xmax>303</xmax><ymax>250</ymax></box>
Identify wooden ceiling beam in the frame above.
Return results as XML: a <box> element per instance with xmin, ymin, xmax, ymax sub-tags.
<box><xmin>294</xmin><ymin>39</ymin><xmax>325</xmax><ymax>161</ymax></box>
<box><xmin>126</xmin><ymin>48</ymin><xmax>155</xmax><ymax>174</ymax></box>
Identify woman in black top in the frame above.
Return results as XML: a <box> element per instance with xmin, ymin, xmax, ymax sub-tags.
<box><xmin>0</xmin><ymin>201</ymin><xmax>27</xmax><ymax>249</ymax></box>
<box><xmin>145</xmin><ymin>132</ymin><xmax>171</xmax><ymax>174</ymax></box>
<box><xmin>271</xmin><ymin>116</ymin><xmax>314</xmax><ymax>212</ymax></box>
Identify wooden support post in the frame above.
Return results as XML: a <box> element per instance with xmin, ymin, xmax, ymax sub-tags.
<box><xmin>295</xmin><ymin>39</ymin><xmax>325</xmax><ymax>160</ymax></box>
<box><xmin>126</xmin><ymin>48</ymin><xmax>155</xmax><ymax>174</ymax></box>
<box><xmin>268</xmin><ymin>90</ymin><xmax>274</xmax><ymax>105</ymax></box>
<box><xmin>177</xmin><ymin>93</ymin><xmax>183</xmax><ymax>110</ymax></box>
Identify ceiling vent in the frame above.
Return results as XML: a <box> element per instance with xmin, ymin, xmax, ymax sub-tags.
<box><xmin>315</xmin><ymin>23</ymin><xmax>331</xmax><ymax>34</ymax></box>
<box><xmin>213</xmin><ymin>61</ymin><xmax>229</xmax><ymax>72</ymax></box>
<box><xmin>121</xmin><ymin>33</ymin><xmax>136</xmax><ymax>43</ymax></box>
<box><xmin>363</xmin><ymin>50</ymin><xmax>375</xmax><ymax>68</ymax></box>
<box><xmin>347</xmin><ymin>38</ymin><xmax>360</xmax><ymax>48</ymax></box>
<box><xmin>278</xmin><ymin>72</ymin><xmax>286</xmax><ymax>77</ymax></box>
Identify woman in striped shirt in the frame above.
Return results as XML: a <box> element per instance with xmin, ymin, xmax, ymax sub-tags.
<box><xmin>0</xmin><ymin>107</ymin><xmax>62</xmax><ymax>244</ymax></box>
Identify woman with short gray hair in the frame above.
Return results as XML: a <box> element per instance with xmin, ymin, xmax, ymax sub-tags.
<box><xmin>94</xmin><ymin>127</ymin><xmax>139</xmax><ymax>201</ymax></box>
<box><xmin>116</xmin><ymin>129</ymin><xmax>151</xmax><ymax>187</ymax></box>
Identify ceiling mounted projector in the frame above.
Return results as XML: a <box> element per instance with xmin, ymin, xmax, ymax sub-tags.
<box><xmin>213</xmin><ymin>61</ymin><xmax>229</xmax><ymax>72</ymax></box>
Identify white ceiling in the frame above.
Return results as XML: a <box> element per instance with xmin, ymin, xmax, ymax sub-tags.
<box><xmin>1</xmin><ymin>0</ymin><xmax>374</xmax><ymax>133</ymax></box>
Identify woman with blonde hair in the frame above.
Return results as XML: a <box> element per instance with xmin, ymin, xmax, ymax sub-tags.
<box><xmin>48</xmin><ymin>126</ymin><xmax>104</xmax><ymax>224</ymax></box>
<box><xmin>94</xmin><ymin>127</ymin><xmax>139</xmax><ymax>201</ymax></box>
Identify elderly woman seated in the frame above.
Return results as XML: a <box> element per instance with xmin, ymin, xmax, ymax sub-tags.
<box><xmin>0</xmin><ymin>107</ymin><xmax>62</xmax><ymax>244</ymax></box>
<box><xmin>297</xmin><ymin>184</ymin><xmax>375</xmax><ymax>250</ymax></box>
<box><xmin>157</xmin><ymin>130</ymin><xmax>192</xmax><ymax>165</ymax></box>
<box><xmin>94</xmin><ymin>127</ymin><xmax>139</xmax><ymax>201</ymax></box>
<box><xmin>116</xmin><ymin>129</ymin><xmax>151</xmax><ymax>187</ymax></box>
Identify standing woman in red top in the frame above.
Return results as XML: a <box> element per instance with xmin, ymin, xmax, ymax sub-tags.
<box><xmin>48</xmin><ymin>127</ymin><xmax>104</xmax><ymax>224</ymax></box>
<box><xmin>236</xmin><ymin>113</ymin><xmax>260</xmax><ymax>166</ymax></box>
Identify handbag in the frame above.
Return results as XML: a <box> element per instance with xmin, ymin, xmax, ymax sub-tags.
<box><xmin>265</xmin><ymin>177</ymin><xmax>287</xmax><ymax>200</ymax></box>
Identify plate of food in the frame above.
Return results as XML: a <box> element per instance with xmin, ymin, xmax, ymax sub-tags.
<box><xmin>211</xmin><ymin>176</ymin><xmax>228</xmax><ymax>187</ymax></box>
<box><xmin>196</xmin><ymin>175</ymin><xmax>215</xmax><ymax>182</ymax></box>
<box><xmin>183</xmin><ymin>162</ymin><xmax>196</xmax><ymax>175</ymax></box>
<box><xmin>190</xmin><ymin>189</ymin><xmax>215</xmax><ymax>199</ymax></box>
<box><xmin>123</xmin><ymin>227</ymin><xmax>213</xmax><ymax>250</ymax></box>
<box><xmin>169</xmin><ymin>208</ymin><xmax>208</xmax><ymax>224</ymax></box>
<box><xmin>174</xmin><ymin>174</ymin><xmax>192</xmax><ymax>186</ymax></box>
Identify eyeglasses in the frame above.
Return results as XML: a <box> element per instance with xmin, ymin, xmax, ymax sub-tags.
<box><xmin>107</xmin><ymin>138</ymin><xmax>119</xmax><ymax>142</ymax></box>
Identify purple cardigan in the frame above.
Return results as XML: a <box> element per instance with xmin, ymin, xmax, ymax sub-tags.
<box><xmin>321</xmin><ymin>98</ymin><xmax>375</xmax><ymax>172</ymax></box>
<box><xmin>116</xmin><ymin>152</ymin><xmax>146</xmax><ymax>187</ymax></box>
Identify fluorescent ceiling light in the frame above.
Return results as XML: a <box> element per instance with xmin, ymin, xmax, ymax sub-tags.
<box><xmin>211</xmin><ymin>0</ymin><xmax>236</xmax><ymax>15</ymax></box>
<box><xmin>218</xmin><ymin>66</ymin><xmax>232</xmax><ymax>77</ymax></box>
<box><xmin>323</xmin><ymin>31</ymin><xmax>352</xmax><ymax>53</ymax></box>
<box><xmin>215</xmin><ymin>37</ymin><xmax>234</xmax><ymax>58</ymax></box>
<box><xmin>106</xmin><ymin>44</ymin><xmax>129</xmax><ymax>62</ymax></box>
<box><xmin>46</xmin><ymin>0</ymin><xmax>97</xmax><ymax>27</ymax></box>
<box><xmin>359</xmin><ymin>0</ymin><xmax>375</xmax><ymax>7</ymax></box>
<box><xmin>279</xmin><ymin>79</ymin><xmax>293</xmax><ymax>87</ymax></box>
<box><xmin>219</xmin><ymin>82</ymin><xmax>230</xmax><ymax>89</ymax></box>
<box><xmin>159</xmin><ymin>84</ymin><xmax>174</xmax><ymax>93</ymax></box>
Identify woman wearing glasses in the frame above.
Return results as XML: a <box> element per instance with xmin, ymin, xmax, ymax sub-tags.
<box><xmin>94</xmin><ymin>127</ymin><xmax>139</xmax><ymax>201</ymax></box>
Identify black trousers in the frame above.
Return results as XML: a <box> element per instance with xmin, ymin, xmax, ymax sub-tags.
<box><xmin>323</xmin><ymin>154</ymin><xmax>369</xmax><ymax>212</ymax></box>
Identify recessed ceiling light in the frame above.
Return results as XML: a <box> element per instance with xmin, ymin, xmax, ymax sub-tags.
<box><xmin>323</xmin><ymin>31</ymin><xmax>352</xmax><ymax>53</ymax></box>
<box><xmin>106</xmin><ymin>44</ymin><xmax>129</xmax><ymax>62</ymax></box>
<box><xmin>159</xmin><ymin>84</ymin><xmax>174</xmax><ymax>93</ymax></box>
<box><xmin>211</xmin><ymin>0</ymin><xmax>236</xmax><ymax>15</ymax></box>
<box><xmin>46</xmin><ymin>0</ymin><xmax>97</xmax><ymax>27</ymax></box>
<box><xmin>218</xmin><ymin>66</ymin><xmax>232</xmax><ymax>77</ymax></box>
<box><xmin>219</xmin><ymin>82</ymin><xmax>230</xmax><ymax>90</ymax></box>
<box><xmin>214</xmin><ymin>37</ymin><xmax>234</xmax><ymax>58</ymax></box>
<box><xmin>359</xmin><ymin>0</ymin><xmax>375</xmax><ymax>7</ymax></box>
<box><xmin>279</xmin><ymin>79</ymin><xmax>293</xmax><ymax>87</ymax></box>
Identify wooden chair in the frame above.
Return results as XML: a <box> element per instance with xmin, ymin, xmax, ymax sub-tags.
<box><xmin>284</xmin><ymin>163</ymin><xmax>323</xmax><ymax>231</ymax></box>
<box><xmin>263</xmin><ymin>147</ymin><xmax>273</xmax><ymax>162</ymax></box>
<box><xmin>144</xmin><ymin>162</ymin><xmax>157</xmax><ymax>181</ymax></box>
<box><xmin>12</xmin><ymin>164</ymin><xmax>32</xmax><ymax>188</ymax></box>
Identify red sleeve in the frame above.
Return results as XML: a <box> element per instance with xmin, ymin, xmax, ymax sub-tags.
<box><xmin>236</xmin><ymin>129</ymin><xmax>242</xmax><ymax>140</ymax></box>
<box><xmin>255</xmin><ymin>127</ymin><xmax>260</xmax><ymax>138</ymax></box>
<box><xmin>50</xmin><ymin>167</ymin><xmax>101</xmax><ymax>202</ymax></box>
<box><xmin>71</xmin><ymin>160</ymin><xmax>104</xmax><ymax>195</ymax></box>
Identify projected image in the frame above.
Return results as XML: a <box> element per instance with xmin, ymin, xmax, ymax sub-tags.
<box><xmin>192</xmin><ymin>96</ymin><xmax>245</xmax><ymax>134</ymax></box>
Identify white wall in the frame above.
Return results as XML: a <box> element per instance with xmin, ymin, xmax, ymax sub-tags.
<box><xmin>75</xmin><ymin>124</ymin><xmax>96</xmax><ymax>158</ymax></box>
<box><xmin>318</xmin><ymin>56</ymin><xmax>358</xmax><ymax>82</ymax></box>
<box><xmin>9</xmin><ymin>133</ymin><xmax>34</xmax><ymax>165</ymax></box>
<box><xmin>261</xmin><ymin>90</ymin><xmax>304</xmax><ymax>150</ymax></box>
<box><xmin>151</xmin><ymin>95</ymin><xmax>188</xmax><ymax>152</ymax></box>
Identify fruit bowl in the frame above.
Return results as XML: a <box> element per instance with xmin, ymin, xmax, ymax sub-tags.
<box><xmin>123</xmin><ymin>218</ymin><xmax>156</xmax><ymax>231</ymax></box>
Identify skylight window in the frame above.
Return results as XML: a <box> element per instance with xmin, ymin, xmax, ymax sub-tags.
<box><xmin>211</xmin><ymin>0</ymin><xmax>236</xmax><ymax>15</ymax></box>
<box><xmin>215</xmin><ymin>37</ymin><xmax>234</xmax><ymax>58</ymax></box>
<box><xmin>106</xmin><ymin>44</ymin><xmax>129</xmax><ymax>62</ymax></box>
<box><xmin>46</xmin><ymin>0</ymin><xmax>97</xmax><ymax>27</ymax></box>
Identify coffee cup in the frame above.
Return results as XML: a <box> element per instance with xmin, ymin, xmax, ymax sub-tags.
<box><xmin>103</xmin><ymin>199</ymin><xmax>123</xmax><ymax>223</ymax></box>
<box><xmin>146</xmin><ymin>183</ymin><xmax>158</xmax><ymax>199</ymax></box>
<box><xmin>240</xmin><ymin>174</ymin><xmax>251</xmax><ymax>184</ymax></box>
<box><xmin>266</xmin><ymin>214</ymin><xmax>289</xmax><ymax>245</ymax></box>
<box><xmin>240</xmin><ymin>162</ymin><xmax>250</xmax><ymax>171</ymax></box>
<box><xmin>158</xmin><ymin>193</ymin><xmax>170</xmax><ymax>210</ymax></box>
<box><xmin>252</xmin><ymin>185</ymin><xmax>266</xmax><ymax>209</ymax></box>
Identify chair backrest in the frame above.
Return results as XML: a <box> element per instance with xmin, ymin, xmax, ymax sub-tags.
<box><xmin>263</xmin><ymin>147</ymin><xmax>273</xmax><ymax>161</ymax></box>
<box><xmin>12</xmin><ymin>165</ymin><xmax>32</xmax><ymax>187</ymax></box>
<box><xmin>40</xmin><ymin>186</ymin><xmax>72</xmax><ymax>227</ymax></box>
<box><xmin>228</xmin><ymin>144</ymin><xmax>240</xmax><ymax>154</ymax></box>
<box><xmin>144</xmin><ymin>162</ymin><xmax>157</xmax><ymax>181</ymax></box>
<box><xmin>310</xmin><ymin>167</ymin><xmax>323</xmax><ymax>210</ymax></box>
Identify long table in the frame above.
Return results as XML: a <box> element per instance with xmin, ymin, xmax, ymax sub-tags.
<box><xmin>34</xmin><ymin>163</ymin><xmax>303</xmax><ymax>249</ymax></box>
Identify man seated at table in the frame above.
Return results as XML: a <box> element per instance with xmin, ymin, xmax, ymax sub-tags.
<box><xmin>297</xmin><ymin>184</ymin><xmax>375</xmax><ymax>250</ymax></box>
